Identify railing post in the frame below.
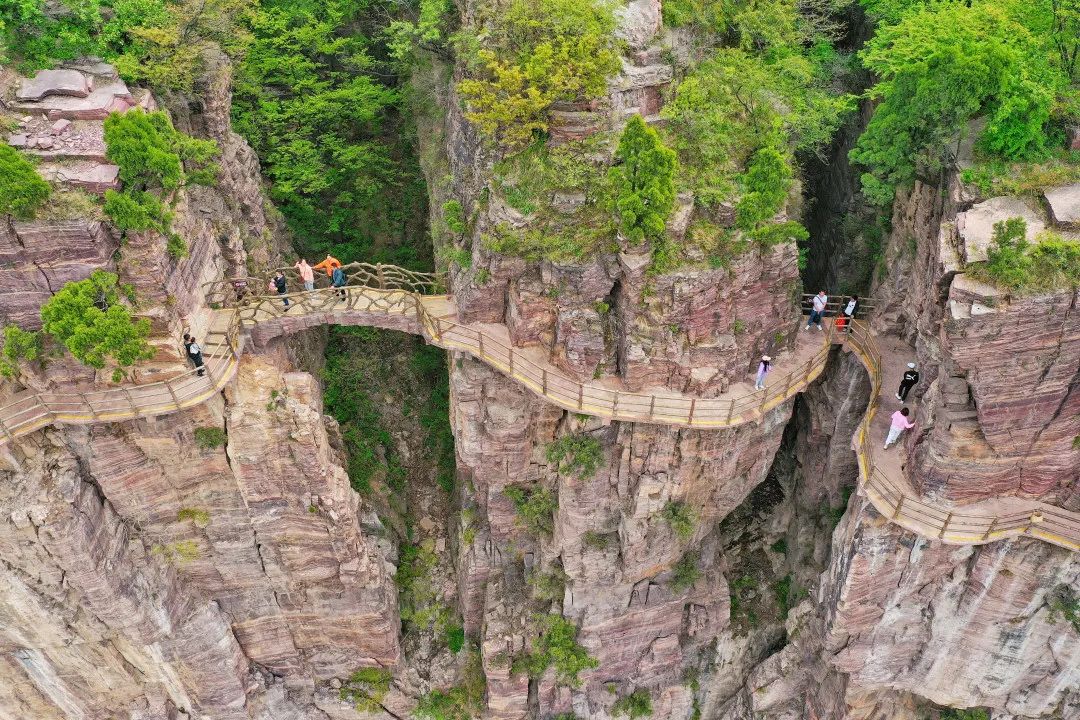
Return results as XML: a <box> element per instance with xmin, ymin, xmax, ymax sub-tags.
<box><xmin>891</xmin><ymin>494</ymin><xmax>904</xmax><ymax>519</ymax></box>
<box><xmin>79</xmin><ymin>392</ymin><xmax>98</xmax><ymax>420</ymax></box>
<box><xmin>938</xmin><ymin>512</ymin><xmax>953</xmax><ymax>539</ymax></box>
<box><xmin>688</xmin><ymin>397</ymin><xmax>696</xmax><ymax>424</ymax></box>
<box><xmin>377</xmin><ymin>263</ymin><xmax>386</xmax><ymax>288</ymax></box>
<box><xmin>122</xmin><ymin>387</ymin><xmax>139</xmax><ymax>415</ymax></box>
<box><xmin>478</xmin><ymin>331</ymin><xmax>484</xmax><ymax>357</ymax></box>
<box><xmin>982</xmin><ymin>516</ymin><xmax>999</xmax><ymax>541</ymax></box>
<box><xmin>577</xmin><ymin>384</ymin><xmax>583</xmax><ymax>410</ymax></box>
<box><xmin>613</xmin><ymin>392</ymin><xmax>620</xmax><ymax>417</ymax></box>
<box><xmin>165</xmin><ymin>379</ymin><xmax>182</xmax><ymax>410</ymax></box>
<box><xmin>649</xmin><ymin>395</ymin><xmax>655</xmax><ymax>420</ymax></box>
<box><xmin>509</xmin><ymin>347</ymin><xmax>514</xmax><ymax>376</ymax></box>
<box><xmin>726</xmin><ymin>400</ymin><xmax>735</xmax><ymax>424</ymax></box>
<box><xmin>542</xmin><ymin>369</ymin><xmax>548</xmax><ymax>396</ymax></box>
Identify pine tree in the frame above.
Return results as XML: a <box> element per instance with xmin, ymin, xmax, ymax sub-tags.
<box><xmin>609</xmin><ymin>115</ymin><xmax>677</xmax><ymax>244</ymax></box>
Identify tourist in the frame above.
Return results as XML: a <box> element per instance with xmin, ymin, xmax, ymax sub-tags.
<box><xmin>313</xmin><ymin>254</ymin><xmax>342</xmax><ymax>278</ymax></box>
<box><xmin>843</xmin><ymin>295</ymin><xmax>858</xmax><ymax>331</ymax></box>
<box><xmin>273</xmin><ymin>270</ymin><xmax>290</xmax><ymax>310</ymax></box>
<box><xmin>896</xmin><ymin>362</ymin><xmax>919</xmax><ymax>401</ymax></box>
<box><xmin>884</xmin><ymin>407</ymin><xmax>915</xmax><ymax>449</ymax></box>
<box><xmin>183</xmin><ymin>334</ymin><xmax>206</xmax><ymax>377</ymax></box>
<box><xmin>805</xmin><ymin>290</ymin><xmax>828</xmax><ymax>331</ymax></box>
<box><xmin>755</xmin><ymin>355</ymin><xmax>771</xmax><ymax>390</ymax></box>
<box><xmin>295</xmin><ymin>258</ymin><xmax>315</xmax><ymax>291</ymax></box>
<box><xmin>835</xmin><ymin>313</ymin><xmax>848</xmax><ymax>333</ymax></box>
<box><xmin>331</xmin><ymin>265</ymin><xmax>348</xmax><ymax>301</ymax></box>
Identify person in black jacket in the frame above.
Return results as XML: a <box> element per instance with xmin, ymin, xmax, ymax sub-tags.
<box><xmin>183</xmin><ymin>334</ymin><xmax>206</xmax><ymax>377</ymax></box>
<box><xmin>272</xmin><ymin>270</ymin><xmax>290</xmax><ymax>310</ymax></box>
<box><xmin>896</xmin><ymin>362</ymin><xmax>919</xmax><ymax>401</ymax></box>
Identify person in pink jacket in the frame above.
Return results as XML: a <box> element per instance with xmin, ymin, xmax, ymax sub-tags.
<box><xmin>884</xmin><ymin>407</ymin><xmax>915</xmax><ymax>449</ymax></box>
<box><xmin>295</xmin><ymin>258</ymin><xmax>315</xmax><ymax>291</ymax></box>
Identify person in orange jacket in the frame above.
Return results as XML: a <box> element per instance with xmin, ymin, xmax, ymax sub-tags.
<box><xmin>313</xmin><ymin>254</ymin><xmax>342</xmax><ymax>279</ymax></box>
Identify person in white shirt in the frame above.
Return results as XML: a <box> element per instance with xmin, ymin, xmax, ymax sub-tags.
<box><xmin>805</xmin><ymin>290</ymin><xmax>828</xmax><ymax>331</ymax></box>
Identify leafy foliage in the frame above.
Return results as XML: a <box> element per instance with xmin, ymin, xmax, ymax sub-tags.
<box><xmin>443</xmin><ymin>199</ymin><xmax>466</xmax><ymax>235</ymax></box>
<box><xmin>661</xmin><ymin>501</ymin><xmax>697</xmax><ymax>541</ymax></box>
<box><xmin>1048</xmin><ymin>584</ymin><xmax>1080</xmax><ymax>633</ymax></box>
<box><xmin>39</xmin><ymin>271</ymin><xmax>152</xmax><ymax>372</ymax></box>
<box><xmin>546</xmin><ymin>434</ymin><xmax>604</xmax><ymax>478</ymax></box>
<box><xmin>610</xmin><ymin>116</ymin><xmax>677</xmax><ymax>244</ymax></box>
<box><xmin>938</xmin><ymin>709</ymin><xmax>990</xmax><ymax>720</ymax></box>
<box><xmin>1</xmin><ymin>0</ymin><xmax>253</xmax><ymax>91</ymax></box>
<box><xmin>504</xmin><ymin>485</ymin><xmax>558</xmax><ymax>535</ymax></box>
<box><xmin>232</xmin><ymin>0</ymin><xmax>427</xmax><ymax>264</ymax></box>
<box><xmin>340</xmin><ymin>667</ymin><xmax>393</xmax><ymax>713</ymax></box>
<box><xmin>456</xmin><ymin>0</ymin><xmax>621</xmax><ymax>150</ymax></box>
<box><xmin>445</xmin><ymin>623</ymin><xmax>465</xmax><ymax>653</ymax></box>
<box><xmin>662</xmin><ymin>47</ymin><xmax>852</xmax><ymax>206</ymax></box>
<box><xmin>851</xmin><ymin>1</ymin><xmax>1071</xmax><ymax>206</ymax></box>
<box><xmin>612</xmin><ymin>689</ymin><xmax>653</xmax><ymax>719</ymax></box>
<box><xmin>103</xmin><ymin>110</ymin><xmax>218</xmax><ymax>244</ymax></box>
<box><xmin>0</xmin><ymin>146</ymin><xmax>50</xmax><ymax>219</ymax></box>
<box><xmin>415</xmin><ymin>647</ymin><xmax>486</xmax><ymax>720</ymax></box>
<box><xmin>973</xmin><ymin>218</ymin><xmax>1080</xmax><ymax>291</ymax></box>
<box><xmin>669</xmin><ymin>551</ymin><xmax>702</xmax><ymax>592</ymax></box>
<box><xmin>0</xmin><ymin>325</ymin><xmax>42</xmax><ymax>378</ymax></box>
<box><xmin>193</xmin><ymin>426</ymin><xmax>227</xmax><ymax>450</ymax></box>
<box><xmin>513</xmin><ymin>614</ymin><xmax>598</xmax><ymax>687</ymax></box>
<box><xmin>177</xmin><ymin>508</ymin><xmax>211</xmax><ymax>527</ymax></box>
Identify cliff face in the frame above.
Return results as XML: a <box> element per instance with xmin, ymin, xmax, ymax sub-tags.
<box><xmin>0</xmin><ymin>60</ymin><xmax>400</xmax><ymax>720</ymax></box>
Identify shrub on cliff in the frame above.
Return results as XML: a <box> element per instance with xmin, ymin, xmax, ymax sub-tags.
<box><xmin>976</xmin><ymin>217</ymin><xmax>1080</xmax><ymax>292</ymax></box>
<box><xmin>546</xmin><ymin>434</ymin><xmax>604</xmax><ymax>479</ymax></box>
<box><xmin>504</xmin><ymin>485</ymin><xmax>558</xmax><ymax>535</ymax></box>
<box><xmin>39</xmin><ymin>271</ymin><xmax>153</xmax><ymax>377</ymax></box>
<box><xmin>0</xmin><ymin>146</ymin><xmax>51</xmax><ymax>219</ymax></box>
<box><xmin>0</xmin><ymin>325</ymin><xmax>43</xmax><ymax>378</ymax></box>
<box><xmin>612</xmin><ymin>688</ymin><xmax>653</xmax><ymax>718</ymax></box>
<box><xmin>339</xmin><ymin>667</ymin><xmax>392</xmax><ymax>713</ymax></box>
<box><xmin>851</xmin><ymin>2</ymin><xmax>1069</xmax><ymax>206</ymax></box>
<box><xmin>512</xmin><ymin>614</ymin><xmax>598</xmax><ymax>687</ymax></box>
<box><xmin>103</xmin><ymin>110</ymin><xmax>218</xmax><ymax>250</ymax></box>
<box><xmin>456</xmin><ymin>0</ymin><xmax>620</xmax><ymax>150</ymax></box>
<box><xmin>610</xmin><ymin>116</ymin><xmax>677</xmax><ymax>245</ymax></box>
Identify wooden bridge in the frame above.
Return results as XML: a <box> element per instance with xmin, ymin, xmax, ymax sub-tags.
<box><xmin>0</xmin><ymin>263</ymin><xmax>1076</xmax><ymax>551</ymax></box>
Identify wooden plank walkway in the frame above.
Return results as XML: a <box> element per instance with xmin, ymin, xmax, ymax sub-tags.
<box><xmin>0</xmin><ymin>273</ymin><xmax>1076</xmax><ymax>551</ymax></box>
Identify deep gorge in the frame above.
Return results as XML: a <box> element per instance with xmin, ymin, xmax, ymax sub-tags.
<box><xmin>0</xmin><ymin>0</ymin><xmax>1078</xmax><ymax>718</ymax></box>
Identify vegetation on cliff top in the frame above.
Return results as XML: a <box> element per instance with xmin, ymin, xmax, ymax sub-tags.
<box><xmin>0</xmin><ymin>146</ymin><xmax>50</xmax><ymax>219</ymax></box>
<box><xmin>853</xmin><ymin>0</ymin><xmax>1080</xmax><ymax>206</ymax></box>
<box><xmin>455</xmin><ymin>0</ymin><xmax>621</xmax><ymax>150</ymax></box>
<box><xmin>971</xmin><ymin>217</ymin><xmax>1080</xmax><ymax>292</ymax></box>
<box><xmin>512</xmin><ymin>614</ymin><xmax>598</xmax><ymax>687</ymax></box>
<box><xmin>103</xmin><ymin>110</ymin><xmax>219</xmax><ymax>256</ymax></box>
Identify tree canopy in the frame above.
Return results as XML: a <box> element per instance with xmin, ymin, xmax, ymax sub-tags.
<box><xmin>609</xmin><ymin>116</ymin><xmax>677</xmax><ymax>245</ymax></box>
<box><xmin>0</xmin><ymin>146</ymin><xmax>50</xmax><ymax>219</ymax></box>
<box><xmin>39</xmin><ymin>271</ymin><xmax>153</xmax><ymax>373</ymax></box>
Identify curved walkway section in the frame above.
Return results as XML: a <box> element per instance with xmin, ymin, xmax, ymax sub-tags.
<box><xmin>0</xmin><ymin>269</ymin><xmax>1076</xmax><ymax>552</ymax></box>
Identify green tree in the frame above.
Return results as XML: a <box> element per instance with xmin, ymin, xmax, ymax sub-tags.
<box><xmin>736</xmin><ymin>145</ymin><xmax>793</xmax><ymax>230</ymax></box>
<box><xmin>456</xmin><ymin>0</ymin><xmax>621</xmax><ymax>150</ymax></box>
<box><xmin>610</xmin><ymin>115</ymin><xmax>677</xmax><ymax>244</ymax></box>
<box><xmin>0</xmin><ymin>146</ymin><xmax>50</xmax><ymax>219</ymax></box>
<box><xmin>39</xmin><ymin>271</ymin><xmax>153</xmax><ymax>373</ymax></box>
<box><xmin>514</xmin><ymin>614</ymin><xmax>598</xmax><ymax>687</ymax></box>
<box><xmin>851</xmin><ymin>2</ymin><xmax>1065</xmax><ymax>206</ymax></box>
<box><xmin>0</xmin><ymin>325</ymin><xmax>43</xmax><ymax>378</ymax></box>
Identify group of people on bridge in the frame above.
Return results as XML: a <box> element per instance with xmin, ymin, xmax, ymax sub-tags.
<box><xmin>273</xmin><ymin>255</ymin><xmax>349</xmax><ymax>309</ymax></box>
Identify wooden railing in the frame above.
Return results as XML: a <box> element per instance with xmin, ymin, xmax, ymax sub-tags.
<box><xmin>236</xmin><ymin>284</ymin><xmax>836</xmax><ymax>428</ymax></box>
<box><xmin>0</xmin><ymin>313</ymin><xmax>241</xmax><ymax>445</ymax></box>
<box><xmin>1</xmin><ymin>266</ymin><xmax>1077</xmax><ymax>552</ymax></box>
<box><xmin>843</xmin><ymin>320</ymin><xmax>1080</xmax><ymax>551</ymax></box>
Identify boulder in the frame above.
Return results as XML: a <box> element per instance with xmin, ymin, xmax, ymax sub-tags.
<box><xmin>956</xmin><ymin>196</ymin><xmax>1045</xmax><ymax>263</ymax></box>
<box><xmin>1043</xmin><ymin>184</ymin><xmax>1080</xmax><ymax>227</ymax></box>
<box><xmin>15</xmin><ymin>69</ymin><xmax>92</xmax><ymax>102</ymax></box>
<box><xmin>50</xmin><ymin>119</ymin><xmax>72</xmax><ymax>136</ymax></box>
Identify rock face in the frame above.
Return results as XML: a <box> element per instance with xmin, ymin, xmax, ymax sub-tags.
<box><xmin>872</xmin><ymin>175</ymin><xmax>1080</xmax><ymax>505</ymax></box>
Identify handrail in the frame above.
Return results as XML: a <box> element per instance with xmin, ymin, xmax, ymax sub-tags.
<box><xmin>0</xmin><ymin>264</ymin><xmax>1076</xmax><ymax>552</ymax></box>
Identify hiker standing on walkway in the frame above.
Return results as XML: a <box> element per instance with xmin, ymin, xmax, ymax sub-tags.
<box><xmin>272</xmin><ymin>270</ymin><xmax>290</xmax><ymax>310</ymax></box>
<box><xmin>313</xmin><ymin>254</ymin><xmax>342</xmax><ymax>280</ymax></box>
<box><xmin>755</xmin><ymin>355</ymin><xmax>771</xmax><ymax>390</ymax></box>
<box><xmin>331</xmin><ymin>265</ymin><xmax>348</xmax><ymax>301</ymax></box>
<box><xmin>805</xmin><ymin>290</ymin><xmax>828</xmax><ymax>331</ymax></box>
<box><xmin>896</xmin><ymin>362</ymin><xmax>919</xmax><ymax>401</ymax></box>
<box><xmin>843</xmin><ymin>295</ymin><xmax>858</xmax><ymax>330</ymax></box>
<box><xmin>884</xmin><ymin>407</ymin><xmax>915</xmax><ymax>449</ymax></box>
<box><xmin>183</xmin><ymin>334</ymin><xmax>206</xmax><ymax>377</ymax></box>
<box><xmin>295</xmin><ymin>258</ymin><xmax>315</xmax><ymax>291</ymax></box>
